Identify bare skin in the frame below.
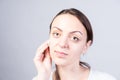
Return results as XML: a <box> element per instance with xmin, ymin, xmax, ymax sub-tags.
<box><xmin>33</xmin><ymin>14</ymin><xmax>91</xmax><ymax>80</ymax></box>
<box><xmin>33</xmin><ymin>41</ymin><xmax>52</xmax><ymax>80</ymax></box>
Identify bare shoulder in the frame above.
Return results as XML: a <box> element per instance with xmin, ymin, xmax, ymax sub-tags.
<box><xmin>89</xmin><ymin>70</ymin><xmax>117</xmax><ymax>80</ymax></box>
<box><xmin>32</xmin><ymin>76</ymin><xmax>37</xmax><ymax>80</ymax></box>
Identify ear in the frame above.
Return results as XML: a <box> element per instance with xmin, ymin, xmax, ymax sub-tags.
<box><xmin>82</xmin><ymin>40</ymin><xmax>92</xmax><ymax>54</ymax></box>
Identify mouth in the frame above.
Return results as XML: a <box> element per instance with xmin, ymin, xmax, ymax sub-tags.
<box><xmin>54</xmin><ymin>50</ymin><xmax>68</xmax><ymax>58</ymax></box>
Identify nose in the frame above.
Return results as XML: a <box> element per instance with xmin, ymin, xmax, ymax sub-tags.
<box><xmin>58</xmin><ymin>36</ymin><xmax>69</xmax><ymax>49</ymax></box>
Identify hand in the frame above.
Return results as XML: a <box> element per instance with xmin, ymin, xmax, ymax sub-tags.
<box><xmin>33</xmin><ymin>40</ymin><xmax>52</xmax><ymax>80</ymax></box>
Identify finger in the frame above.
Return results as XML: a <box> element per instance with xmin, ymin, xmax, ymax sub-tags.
<box><xmin>33</xmin><ymin>40</ymin><xmax>50</xmax><ymax>65</ymax></box>
<box><xmin>33</xmin><ymin>40</ymin><xmax>50</xmax><ymax>71</ymax></box>
<box><xmin>35</xmin><ymin>40</ymin><xmax>49</xmax><ymax>58</ymax></box>
<box><xmin>43</xmin><ymin>47</ymin><xmax>50</xmax><ymax>60</ymax></box>
<box><xmin>43</xmin><ymin>47</ymin><xmax>52</xmax><ymax>70</ymax></box>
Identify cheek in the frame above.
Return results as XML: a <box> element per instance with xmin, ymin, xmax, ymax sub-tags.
<box><xmin>70</xmin><ymin>44</ymin><xmax>85</xmax><ymax>57</ymax></box>
<box><xmin>49</xmin><ymin>38</ymin><xmax>57</xmax><ymax>47</ymax></box>
<box><xmin>49</xmin><ymin>38</ymin><xmax>57</xmax><ymax>55</ymax></box>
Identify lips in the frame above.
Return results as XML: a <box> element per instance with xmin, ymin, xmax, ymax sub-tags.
<box><xmin>54</xmin><ymin>50</ymin><xmax>68</xmax><ymax>58</ymax></box>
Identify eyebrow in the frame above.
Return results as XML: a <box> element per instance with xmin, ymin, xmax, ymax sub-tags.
<box><xmin>70</xmin><ymin>31</ymin><xmax>83</xmax><ymax>35</ymax></box>
<box><xmin>52</xmin><ymin>26</ymin><xmax>83</xmax><ymax>35</ymax></box>
<box><xmin>52</xmin><ymin>27</ymin><xmax>62</xmax><ymax>31</ymax></box>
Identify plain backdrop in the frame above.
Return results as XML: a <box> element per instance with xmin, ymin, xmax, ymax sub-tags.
<box><xmin>0</xmin><ymin>0</ymin><xmax>120</xmax><ymax>80</ymax></box>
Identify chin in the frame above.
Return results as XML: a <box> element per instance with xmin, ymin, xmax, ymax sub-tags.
<box><xmin>52</xmin><ymin>58</ymin><xmax>69</xmax><ymax>67</ymax></box>
<box><xmin>50</xmin><ymin>51</ymin><xmax>69</xmax><ymax>66</ymax></box>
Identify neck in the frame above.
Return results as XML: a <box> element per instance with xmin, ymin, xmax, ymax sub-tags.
<box><xmin>56</xmin><ymin>62</ymin><xmax>88</xmax><ymax>80</ymax></box>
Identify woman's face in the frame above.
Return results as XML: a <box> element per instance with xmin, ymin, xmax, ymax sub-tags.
<box><xmin>49</xmin><ymin>14</ymin><xmax>91</xmax><ymax>66</ymax></box>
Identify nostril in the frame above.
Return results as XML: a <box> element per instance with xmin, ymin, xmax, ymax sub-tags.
<box><xmin>58</xmin><ymin>38</ymin><xmax>69</xmax><ymax>49</ymax></box>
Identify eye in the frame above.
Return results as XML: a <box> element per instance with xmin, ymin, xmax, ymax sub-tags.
<box><xmin>73</xmin><ymin>36</ymin><xmax>79</xmax><ymax>41</ymax></box>
<box><xmin>52</xmin><ymin>32</ymin><xmax>61</xmax><ymax>38</ymax></box>
<box><xmin>71</xmin><ymin>36</ymin><xmax>80</xmax><ymax>42</ymax></box>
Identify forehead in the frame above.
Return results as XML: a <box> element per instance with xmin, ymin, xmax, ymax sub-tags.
<box><xmin>51</xmin><ymin>14</ymin><xmax>87</xmax><ymax>35</ymax></box>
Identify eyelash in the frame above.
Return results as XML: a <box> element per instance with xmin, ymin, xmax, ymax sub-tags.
<box><xmin>71</xmin><ymin>36</ymin><xmax>80</xmax><ymax>42</ymax></box>
<box><xmin>51</xmin><ymin>32</ymin><xmax>81</xmax><ymax>42</ymax></box>
<box><xmin>52</xmin><ymin>32</ymin><xmax>61</xmax><ymax>37</ymax></box>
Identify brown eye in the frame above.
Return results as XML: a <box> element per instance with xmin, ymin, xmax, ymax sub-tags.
<box><xmin>72</xmin><ymin>36</ymin><xmax>79</xmax><ymax>41</ymax></box>
<box><xmin>52</xmin><ymin>32</ymin><xmax>61</xmax><ymax>38</ymax></box>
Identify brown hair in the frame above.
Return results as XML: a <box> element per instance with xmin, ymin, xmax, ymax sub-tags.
<box><xmin>49</xmin><ymin>8</ymin><xmax>93</xmax><ymax>80</ymax></box>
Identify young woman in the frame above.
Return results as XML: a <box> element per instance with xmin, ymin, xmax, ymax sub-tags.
<box><xmin>33</xmin><ymin>8</ymin><xmax>116</xmax><ymax>80</ymax></box>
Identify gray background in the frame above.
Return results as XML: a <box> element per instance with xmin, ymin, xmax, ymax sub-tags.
<box><xmin>0</xmin><ymin>0</ymin><xmax>120</xmax><ymax>80</ymax></box>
